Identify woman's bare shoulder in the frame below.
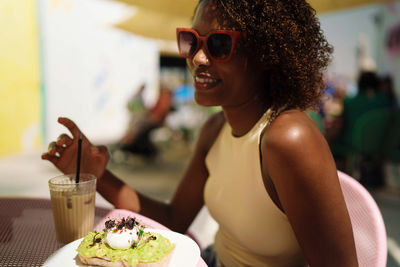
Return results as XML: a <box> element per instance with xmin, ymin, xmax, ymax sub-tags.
<box><xmin>263</xmin><ymin>109</ymin><xmax>323</xmax><ymax>149</ymax></box>
<box><xmin>260</xmin><ymin>108</ymin><xmax>336</xmax><ymax>183</ymax></box>
<box><xmin>260</xmin><ymin>109</ymin><xmax>334</xmax><ymax>173</ymax></box>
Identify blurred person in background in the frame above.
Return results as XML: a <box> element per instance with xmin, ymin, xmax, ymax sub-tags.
<box><xmin>118</xmin><ymin>85</ymin><xmax>174</xmax><ymax>160</ymax></box>
<box><xmin>378</xmin><ymin>74</ymin><xmax>400</xmax><ymax>166</ymax></box>
<box><xmin>322</xmin><ymin>79</ymin><xmax>347</xmax><ymax>143</ymax></box>
<box><xmin>42</xmin><ymin>0</ymin><xmax>358</xmax><ymax>266</ymax></box>
<box><xmin>330</xmin><ymin>71</ymin><xmax>394</xmax><ymax>187</ymax></box>
<box><xmin>379</xmin><ymin>74</ymin><xmax>398</xmax><ymax>109</ymax></box>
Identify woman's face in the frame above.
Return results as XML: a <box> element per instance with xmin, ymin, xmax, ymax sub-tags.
<box><xmin>187</xmin><ymin>0</ymin><xmax>261</xmax><ymax>107</ymax></box>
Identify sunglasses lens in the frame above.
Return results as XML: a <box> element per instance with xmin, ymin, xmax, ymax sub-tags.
<box><xmin>179</xmin><ymin>31</ymin><xmax>198</xmax><ymax>57</ymax></box>
<box><xmin>207</xmin><ymin>33</ymin><xmax>233</xmax><ymax>60</ymax></box>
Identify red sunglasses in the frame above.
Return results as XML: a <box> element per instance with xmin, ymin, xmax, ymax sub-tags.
<box><xmin>176</xmin><ymin>28</ymin><xmax>241</xmax><ymax>62</ymax></box>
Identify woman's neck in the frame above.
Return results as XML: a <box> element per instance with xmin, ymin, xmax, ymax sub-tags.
<box><xmin>222</xmin><ymin>95</ymin><xmax>269</xmax><ymax>137</ymax></box>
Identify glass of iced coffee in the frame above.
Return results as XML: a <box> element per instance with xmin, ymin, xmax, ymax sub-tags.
<box><xmin>49</xmin><ymin>173</ymin><xmax>96</xmax><ymax>244</ymax></box>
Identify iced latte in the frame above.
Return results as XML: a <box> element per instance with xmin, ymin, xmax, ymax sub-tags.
<box><xmin>49</xmin><ymin>174</ymin><xmax>96</xmax><ymax>243</ymax></box>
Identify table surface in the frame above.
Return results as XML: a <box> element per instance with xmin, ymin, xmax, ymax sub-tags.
<box><xmin>0</xmin><ymin>197</ymin><xmax>111</xmax><ymax>267</ymax></box>
<box><xmin>0</xmin><ymin>197</ymin><xmax>207</xmax><ymax>267</ymax></box>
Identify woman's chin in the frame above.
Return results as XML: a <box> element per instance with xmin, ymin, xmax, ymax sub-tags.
<box><xmin>194</xmin><ymin>95</ymin><xmax>219</xmax><ymax>107</ymax></box>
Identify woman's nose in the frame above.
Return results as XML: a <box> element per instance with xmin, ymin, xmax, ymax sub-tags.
<box><xmin>192</xmin><ymin>47</ymin><xmax>211</xmax><ymax>67</ymax></box>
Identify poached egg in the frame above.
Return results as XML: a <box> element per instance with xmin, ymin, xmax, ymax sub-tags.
<box><xmin>104</xmin><ymin>228</ymin><xmax>139</xmax><ymax>249</ymax></box>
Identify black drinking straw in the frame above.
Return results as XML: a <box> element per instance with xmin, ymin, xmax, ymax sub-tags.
<box><xmin>75</xmin><ymin>133</ymin><xmax>82</xmax><ymax>184</ymax></box>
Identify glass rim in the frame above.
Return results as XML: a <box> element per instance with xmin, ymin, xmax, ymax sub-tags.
<box><xmin>48</xmin><ymin>173</ymin><xmax>96</xmax><ymax>186</ymax></box>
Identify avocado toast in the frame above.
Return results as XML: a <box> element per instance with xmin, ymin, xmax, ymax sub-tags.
<box><xmin>76</xmin><ymin>217</ymin><xmax>175</xmax><ymax>267</ymax></box>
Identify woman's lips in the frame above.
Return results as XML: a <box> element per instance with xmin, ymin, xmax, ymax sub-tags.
<box><xmin>194</xmin><ymin>76</ymin><xmax>220</xmax><ymax>90</ymax></box>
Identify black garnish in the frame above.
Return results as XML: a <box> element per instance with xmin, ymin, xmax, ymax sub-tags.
<box><xmin>117</xmin><ymin>223</ymin><xmax>124</xmax><ymax>230</ymax></box>
<box><xmin>104</xmin><ymin>217</ymin><xmax>145</xmax><ymax>233</ymax></box>
<box><xmin>126</xmin><ymin>218</ymin><xmax>135</xmax><ymax>230</ymax></box>
<box><xmin>89</xmin><ymin>233</ymin><xmax>102</xmax><ymax>247</ymax></box>
<box><xmin>136</xmin><ymin>235</ymin><xmax>157</xmax><ymax>248</ymax></box>
<box><xmin>105</xmin><ymin>219</ymin><xmax>116</xmax><ymax>229</ymax></box>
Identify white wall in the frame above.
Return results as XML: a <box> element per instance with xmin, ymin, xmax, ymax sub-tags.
<box><xmin>319</xmin><ymin>4</ymin><xmax>381</xmax><ymax>95</ymax></box>
<box><xmin>39</xmin><ymin>0</ymin><xmax>160</xmax><ymax>145</ymax></box>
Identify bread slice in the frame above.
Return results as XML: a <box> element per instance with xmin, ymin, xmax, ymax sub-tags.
<box><xmin>78</xmin><ymin>247</ymin><xmax>174</xmax><ymax>267</ymax></box>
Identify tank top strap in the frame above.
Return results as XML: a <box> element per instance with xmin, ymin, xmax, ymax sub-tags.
<box><xmin>254</xmin><ymin>106</ymin><xmax>286</xmax><ymax>137</ymax></box>
<box><xmin>258</xmin><ymin>108</ymin><xmax>275</xmax><ymax>131</ymax></box>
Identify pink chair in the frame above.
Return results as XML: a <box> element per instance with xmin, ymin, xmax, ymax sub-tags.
<box><xmin>337</xmin><ymin>170</ymin><xmax>387</xmax><ymax>267</ymax></box>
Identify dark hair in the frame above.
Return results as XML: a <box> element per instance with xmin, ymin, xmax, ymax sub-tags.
<box><xmin>358</xmin><ymin>71</ymin><xmax>379</xmax><ymax>93</ymax></box>
<box><xmin>197</xmin><ymin>0</ymin><xmax>333</xmax><ymax>112</ymax></box>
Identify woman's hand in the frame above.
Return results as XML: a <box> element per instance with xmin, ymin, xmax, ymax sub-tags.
<box><xmin>41</xmin><ymin>117</ymin><xmax>109</xmax><ymax>179</ymax></box>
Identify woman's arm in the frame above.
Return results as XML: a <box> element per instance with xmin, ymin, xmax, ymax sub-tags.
<box><xmin>261</xmin><ymin>110</ymin><xmax>358</xmax><ymax>267</ymax></box>
<box><xmin>135</xmin><ymin>111</ymin><xmax>225</xmax><ymax>232</ymax></box>
<box><xmin>45</xmin><ymin>113</ymin><xmax>225</xmax><ymax>233</ymax></box>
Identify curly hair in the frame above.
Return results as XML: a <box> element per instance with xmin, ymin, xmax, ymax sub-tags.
<box><xmin>197</xmin><ymin>0</ymin><xmax>333</xmax><ymax>112</ymax></box>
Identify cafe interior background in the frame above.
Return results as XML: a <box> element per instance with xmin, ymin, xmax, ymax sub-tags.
<box><xmin>1</xmin><ymin>0</ymin><xmax>400</xmax><ymax>265</ymax></box>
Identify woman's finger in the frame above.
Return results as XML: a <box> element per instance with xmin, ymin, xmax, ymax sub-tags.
<box><xmin>48</xmin><ymin>141</ymin><xmax>66</xmax><ymax>156</ymax></box>
<box><xmin>48</xmin><ymin>141</ymin><xmax>56</xmax><ymax>154</ymax></box>
<box><xmin>91</xmin><ymin>145</ymin><xmax>108</xmax><ymax>155</ymax></box>
<box><xmin>56</xmin><ymin>133</ymin><xmax>73</xmax><ymax>147</ymax></box>
<box><xmin>41</xmin><ymin>153</ymin><xmax>59</xmax><ymax>165</ymax></box>
<box><xmin>57</xmin><ymin>117</ymin><xmax>81</xmax><ymax>139</ymax></box>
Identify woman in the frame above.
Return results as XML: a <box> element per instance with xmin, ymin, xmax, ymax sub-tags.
<box><xmin>42</xmin><ymin>0</ymin><xmax>358</xmax><ymax>266</ymax></box>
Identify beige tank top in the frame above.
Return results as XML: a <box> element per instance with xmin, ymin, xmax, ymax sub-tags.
<box><xmin>204</xmin><ymin>109</ymin><xmax>307</xmax><ymax>267</ymax></box>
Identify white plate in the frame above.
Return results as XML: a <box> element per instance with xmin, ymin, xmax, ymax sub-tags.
<box><xmin>43</xmin><ymin>229</ymin><xmax>200</xmax><ymax>267</ymax></box>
